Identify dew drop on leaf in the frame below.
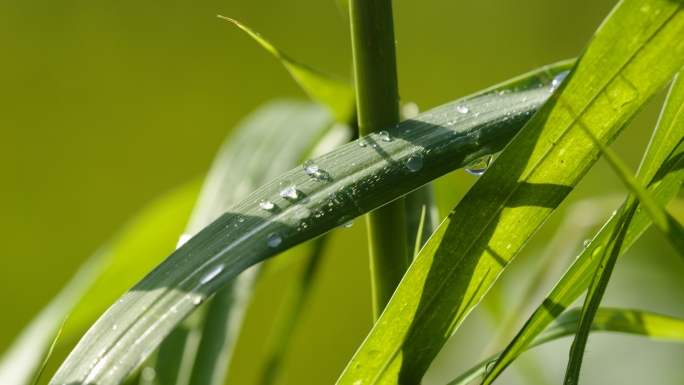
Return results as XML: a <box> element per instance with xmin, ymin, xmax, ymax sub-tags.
<box><xmin>456</xmin><ymin>105</ymin><xmax>469</xmax><ymax>114</ymax></box>
<box><xmin>464</xmin><ymin>154</ymin><xmax>493</xmax><ymax>176</ymax></box>
<box><xmin>379</xmin><ymin>131</ymin><xmax>391</xmax><ymax>142</ymax></box>
<box><xmin>267</xmin><ymin>233</ymin><xmax>282</xmax><ymax>247</ymax></box>
<box><xmin>303</xmin><ymin>159</ymin><xmax>319</xmax><ymax>174</ymax></box>
<box><xmin>406</xmin><ymin>155</ymin><xmax>423</xmax><ymax>172</ymax></box>
<box><xmin>259</xmin><ymin>200</ymin><xmax>275</xmax><ymax>210</ymax></box>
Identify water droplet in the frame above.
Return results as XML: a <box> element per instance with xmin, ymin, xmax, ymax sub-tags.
<box><xmin>358</xmin><ymin>140</ymin><xmax>367</xmax><ymax>147</ymax></box>
<box><xmin>406</xmin><ymin>155</ymin><xmax>423</xmax><ymax>172</ymax></box>
<box><xmin>550</xmin><ymin>70</ymin><xmax>570</xmax><ymax>93</ymax></box>
<box><xmin>267</xmin><ymin>233</ymin><xmax>282</xmax><ymax>247</ymax></box>
<box><xmin>328</xmin><ymin>193</ymin><xmax>336</xmax><ymax>200</ymax></box>
<box><xmin>303</xmin><ymin>159</ymin><xmax>319</xmax><ymax>174</ymax></box>
<box><xmin>176</xmin><ymin>234</ymin><xmax>192</xmax><ymax>249</ymax></box>
<box><xmin>237</xmin><ymin>216</ymin><xmax>245</xmax><ymax>223</ymax></box>
<box><xmin>112</xmin><ymin>325</ymin><xmax>118</xmax><ymax>330</ymax></box>
<box><xmin>337</xmin><ymin>216</ymin><xmax>354</xmax><ymax>228</ymax></box>
<box><xmin>464</xmin><ymin>154</ymin><xmax>493</xmax><ymax>176</ymax></box>
<box><xmin>485</xmin><ymin>360</ymin><xmax>497</xmax><ymax>375</ymax></box>
<box><xmin>402</xmin><ymin>102</ymin><xmax>419</xmax><ymax>119</ymax></box>
<box><xmin>142</xmin><ymin>367</ymin><xmax>156</xmax><ymax>381</ymax></box>
<box><xmin>456</xmin><ymin>106</ymin><xmax>469</xmax><ymax>114</ymax></box>
<box><xmin>260</xmin><ymin>200</ymin><xmax>275</xmax><ymax>210</ymax></box>
<box><xmin>379</xmin><ymin>131</ymin><xmax>391</xmax><ymax>142</ymax></box>
<box><xmin>591</xmin><ymin>244</ymin><xmax>604</xmax><ymax>259</ymax></box>
<box><xmin>612</xmin><ymin>209</ymin><xmax>618</xmax><ymax>216</ymax></box>
<box><xmin>279</xmin><ymin>180</ymin><xmax>298</xmax><ymax>199</ymax></box>
<box><xmin>200</xmin><ymin>264</ymin><xmax>225</xmax><ymax>285</ymax></box>
<box><xmin>192</xmin><ymin>296</ymin><xmax>203</xmax><ymax>305</ymax></box>
<box><xmin>583</xmin><ymin>239</ymin><xmax>592</xmax><ymax>248</ymax></box>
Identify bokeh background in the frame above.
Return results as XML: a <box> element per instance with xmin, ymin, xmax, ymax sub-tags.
<box><xmin>2</xmin><ymin>0</ymin><xmax>684</xmax><ymax>384</ymax></box>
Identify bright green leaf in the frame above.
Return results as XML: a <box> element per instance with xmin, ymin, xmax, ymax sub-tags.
<box><xmin>338</xmin><ymin>1</ymin><xmax>684</xmax><ymax>383</ymax></box>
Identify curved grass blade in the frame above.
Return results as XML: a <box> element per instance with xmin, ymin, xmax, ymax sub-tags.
<box><xmin>483</xmin><ymin>69</ymin><xmax>684</xmax><ymax>384</ymax></box>
<box><xmin>448</xmin><ymin>307</ymin><xmax>684</xmax><ymax>385</ymax></box>
<box><xmin>217</xmin><ymin>16</ymin><xmax>356</xmax><ymax>123</ymax></box>
<box><xmin>30</xmin><ymin>316</ymin><xmax>67</xmax><ymax>385</ymax></box>
<box><xmin>337</xmin><ymin>1</ymin><xmax>684</xmax><ymax>383</ymax></box>
<box><xmin>47</xmin><ymin>60</ymin><xmax>573</xmax><ymax>385</ymax></box>
<box><xmin>178</xmin><ymin>100</ymin><xmax>339</xmax><ymax>385</ymax></box>
<box><xmin>0</xmin><ymin>180</ymin><xmax>200</xmax><ymax>385</ymax></box>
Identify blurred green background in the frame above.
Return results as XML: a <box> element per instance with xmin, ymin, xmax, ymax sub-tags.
<box><xmin>2</xmin><ymin>0</ymin><xmax>684</xmax><ymax>384</ymax></box>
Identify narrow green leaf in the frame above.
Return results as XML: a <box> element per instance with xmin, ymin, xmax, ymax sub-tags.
<box><xmin>30</xmin><ymin>317</ymin><xmax>67</xmax><ymax>385</ymax></box>
<box><xmin>448</xmin><ymin>307</ymin><xmax>684</xmax><ymax>385</ymax></box>
<box><xmin>338</xmin><ymin>1</ymin><xmax>684</xmax><ymax>383</ymax></box>
<box><xmin>0</xmin><ymin>180</ymin><xmax>200</xmax><ymax>385</ymax></box>
<box><xmin>483</xmin><ymin>70</ymin><xmax>684</xmax><ymax>384</ymax></box>
<box><xmin>218</xmin><ymin>16</ymin><xmax>356</xmax><ymax>123</ymax></box>
<box><xmin>48</xmin><ymin>61</ymin><xmax>573</xmax><ymax>385</ymax></box>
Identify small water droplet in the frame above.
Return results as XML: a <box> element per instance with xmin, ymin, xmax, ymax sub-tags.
<box><xmin>379</xmin><ymin>131</ymin><xmax>391</xmax><ymax>142</ymax></box>
<box><xmin>612</xmin><ymin>209</ymin><xmax>618</xmax><ymax>216</ymax></box>
<box><xmin>337</xmin><ymin>216</ymin><xmax>354</xmax><ymax>228</ymax></box>
<box><xmin>485</xmin><ymin>360</ymin><xmax>497</xmax><ymax>375</ymax></box>
<box><xmin>406</xmin><ymin>155</ymin><xmax>423</xmax><ymax>172</ymax></box>
<box><xmin>267</xmin><ymin>233</ymin><xmax>282</xmax><ymax>247</ymax></box>
<box><xmin>303</xmin><ymin>159</ymin><xmax>319</xmax><ymax>174</ymax></box>
<box><xmin>237</xmin><ymin>216</ymin><xmax>245</xmax><ymax>222</ymax></box>
<box><xmin>358</xmin><ymin>140</ymin><xmax>367</xmax><ymax>147</ymax></box>
<box><xmin>550</xmin><ymin>71</ymin><xmax>570</xmax><ymax>93</ymax></box>
<box><xmin>142</xmin><ymin>367</ymin><xmax>156</xmax><ymax>381</ymax></box>
<box><xmin>260</xmin><ymin>200</ymin><xmax>275</xmax><ymax>210</ymax></box>
<box><xmin>456</xmin><ymin>105</ymin><xmax>469</xmax><ymax>114</ymax></box>
<box><xmin>200</xmin><ymin>264</ymin><xmax>225</xmax><ymax>285</ymax></box>
<box><xmin>279</xmin><ymin>180</ymin><xmax>298</xmax><ymax>199</ymax></box>
<box><xmin>328</xmin><ymin>193</ymin><xmax>336</xmax><ymax>200</ymax></box>
<box><xmin>192</xmin><ymin>296</ymin><xmax>203</xmax><ymax>305</ymax></box>
<box><xmin>112</xmin><ymin>325</ymin><xmax>118</xmax><ymax>330</ymax></box>
<box><xmin>583</xmin><ymin>239</ymin><xmax>592</xmax><ymax>248</ymax></box>
<box><xmin>464</xmin><ymin>154</ymin><xmax>493</xmax><ymax>176</ymax></box>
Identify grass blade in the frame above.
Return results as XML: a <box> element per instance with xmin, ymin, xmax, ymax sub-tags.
<box><xmin>47</xmin><ymin>61</ymin><xmax>572</xmax><ymax>385</ymax></box>
<box><xmin>483</xmin><ymin>70</ymin><xmax>684</xmax><ymax>384</ymax></box>
<box><xmin>30</xmin><ymin>316</ymin><xmax>67</xmax><ymax>385</ymax></box>
<box><xmin>218</xmin><ymin>16</ymin><xmax>356</xmax><ymax>123</ymax></box>
<box><xmin>337</xmin><ymin>0</ymin><xmax>684</xmax><ymax>383</ymax></box>
<box><xmin>448</xmin><ymin>307</ymin><xmax>684</xmax><ymax>385</ymax></box>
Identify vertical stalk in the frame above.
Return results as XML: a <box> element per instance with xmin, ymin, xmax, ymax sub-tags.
<box><xmin>350</xmin><ymin>0</ymin><xmax>409</xmax><ymax>320</ymax></box>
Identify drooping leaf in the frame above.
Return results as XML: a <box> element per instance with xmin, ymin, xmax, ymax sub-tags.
<box><xmin>337</xmin><ymin>1</ymin><xmax>684</xmax><ymax>383</ymax></box>
<box><xmin>483</xmin><ymin>69</ymin><xmax>684</xmax><ymax>384</ymax></box>
<box><xmin>47</xmin><ymin>60</ymin><xmax>573</xmax><ymax>385</ymax></box>
<box><xmin>218</xmin><ymin>16</ymin><xmax>356</xmax><ymax>123</ymax></box>
<box><xmin>448</xmin><ymin>307</ymin><xmax>684</xmax><ymax>385</ymax></box>
<box><xmin>0</xmin><ymin>180</ymin><xmax>200</xmax><ymax>385</ymax></box>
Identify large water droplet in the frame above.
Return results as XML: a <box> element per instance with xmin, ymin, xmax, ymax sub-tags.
<box><xmin>260</xmin><ymin>200</ymin><xmax>275</xmax><ymax>210</ymax></box>
<box><xmin>402</xmin><ymin>102</ymin><xmax>419</xmax><ymax>119</ymax></box>
<box><xmin>456</xmin><ymin>106</ymin><xmax>469</xmax><ymax>114</ymax></box>
<box><xmin>337</xmin><ymin>216</ymin><xmax>354</xmax><ymax>228</ymax></box>
<box><xmin>379</xmin><ymin>131</ymin><xmax>391</xmax><ymax>142</ymax></box>
<box><xmin>142</xmin><ymin>367</ymin><xmax>156</xmax><ymax>381</ymax></box>
<box><xmin>591</xmin><ymin>244</ymin><xmax>604</xmax><ymax>259</ymax></box>
<box><xmin>200</xmin><ymin>264</ymin><xmax>225</xmax><ymax>285</ymax></box>
<box><xmin>485</xmin><ymin>360</ymin><xmax>497</xmax><ymax>375</ymax></box>
<box><xmin>406</xmin><ymin>155</ymin><xmax>423</xmax><ymax>172</ymax></box>
<box><xmin>279</xmin><ymin>180</ymin><xmax>298</xmax><ymax>199</ymax></box>
<box><xmin>550</xmin><ymin>71</ymin><xmax>570</xmax><ymax>93</ymax></box>
<box><xmin>464</xmin><ymin>154</ymin><xmax>493</xmax><ymax>176</ymax></box>
<box><xmin>267</xmin><ymin>233</ymin><xmax>282</xmax><ymax>247</ymax></box>
<box><xmin>303</xmin><ymin>159</ymin><xmax>319</xmax><ymax>174</ymax></box>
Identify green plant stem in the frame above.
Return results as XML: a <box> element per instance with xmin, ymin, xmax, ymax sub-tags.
<box><xmin>349</xmin><ymin>0</ymin><xmax>409</xmax><ymax>320</ymax></box>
